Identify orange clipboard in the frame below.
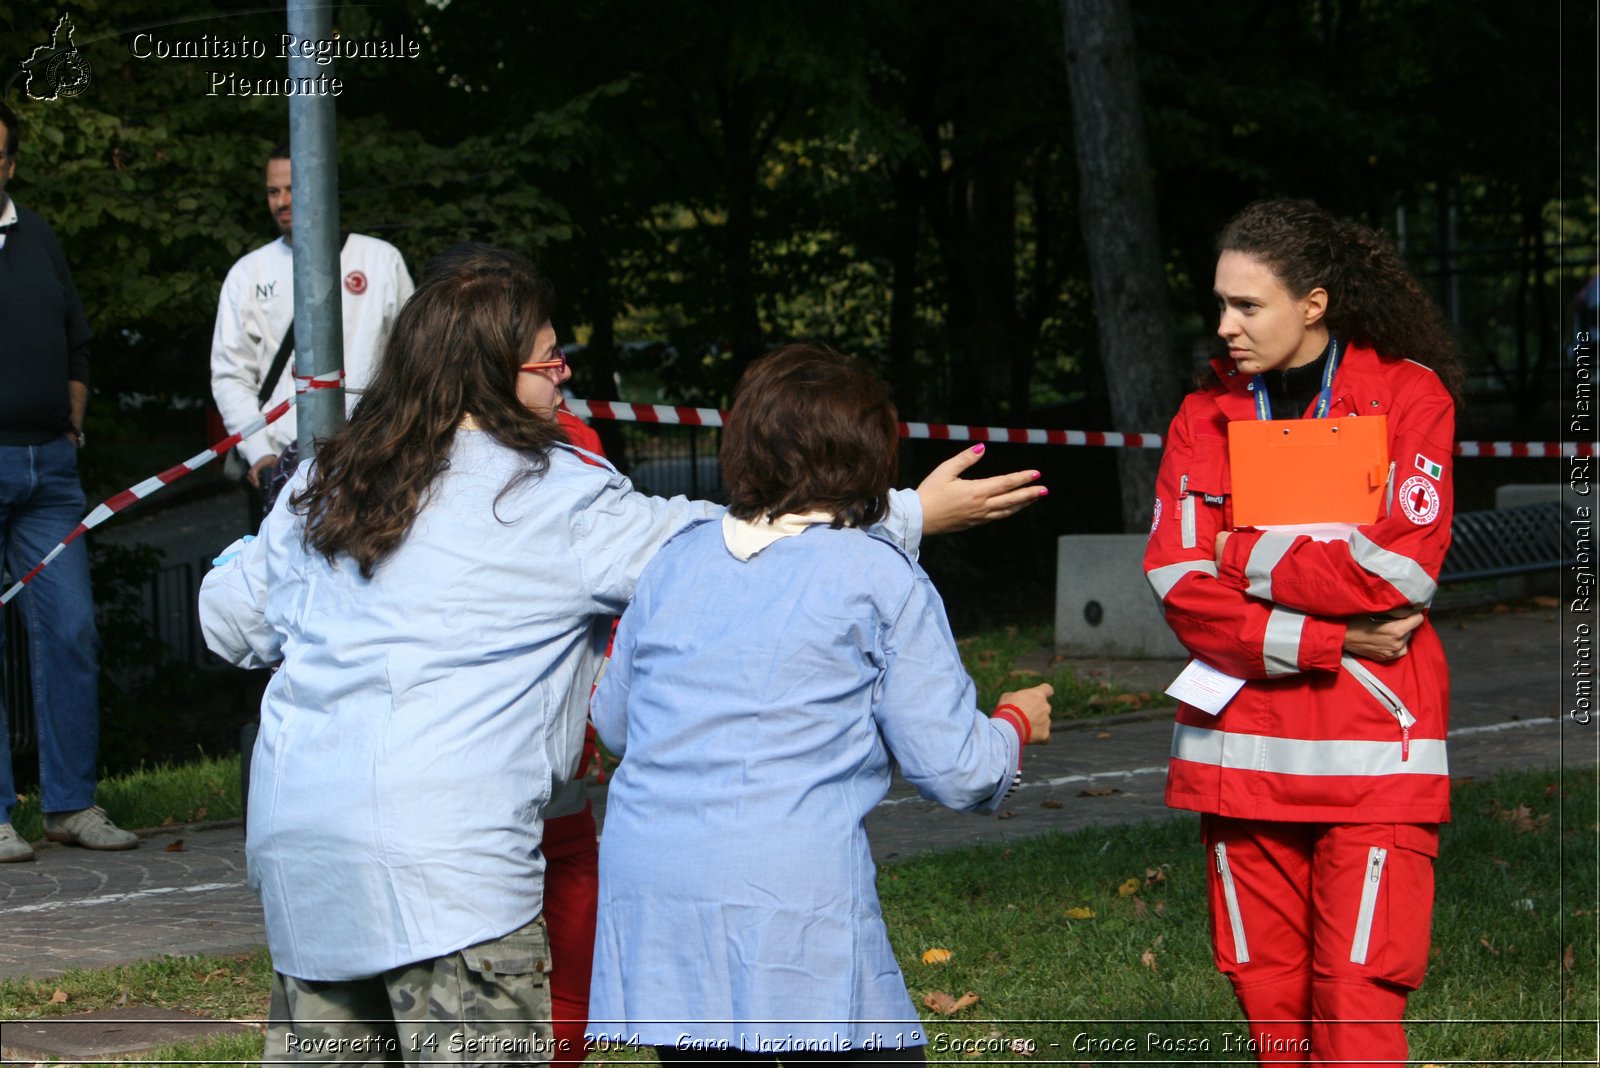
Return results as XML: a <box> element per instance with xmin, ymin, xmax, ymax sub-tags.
<box><xmin>1227</xmin><ymin>416</ymin><xmax>1389</xmax><ymax>527</ymax></box>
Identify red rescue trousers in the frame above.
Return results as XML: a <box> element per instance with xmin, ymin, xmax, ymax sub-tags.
<box><xmin>543</xmin><ymin>803</ymin><xmax>600</xmax><ymax>1066</ymax></box>
<box><xmin>1203</xmin><ymin>817</ymin><xmax>1439</xmax><ymax>1067</ymax></box>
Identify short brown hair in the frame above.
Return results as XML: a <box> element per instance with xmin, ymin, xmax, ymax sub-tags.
<box><xmin>721</xmin><ymin>343</ymin><xmax>899</xmax><ymax>528</ymax></box>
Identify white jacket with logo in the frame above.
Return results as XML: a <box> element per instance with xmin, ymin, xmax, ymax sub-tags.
<box><xmin>209</xmin><ymin>234</ymin><xmax>413</xmax><ymax>465</ymax></box>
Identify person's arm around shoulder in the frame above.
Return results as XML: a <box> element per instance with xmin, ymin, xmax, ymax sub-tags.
<box><xmin>562</xmin><ymin>450</ymin><xmax>723</xmax><ymax>615</ymax></box>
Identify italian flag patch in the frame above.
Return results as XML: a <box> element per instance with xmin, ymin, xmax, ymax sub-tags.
<box><xmin>1415</xmin><ymin>453</ymin><xmax>1444</xmax><ymax>480</ymax></box>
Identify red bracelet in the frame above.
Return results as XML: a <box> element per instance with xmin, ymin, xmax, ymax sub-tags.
<box><xmin>993</xmin><ymin>703</ymin><xmax>1031</xmax><ymax>747</ymax></box>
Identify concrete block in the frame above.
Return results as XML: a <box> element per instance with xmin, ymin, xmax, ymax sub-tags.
<box><xmin>1055</xmin><ymin>534</ymin><xmax>1187</xmax><ymax>658</ymax></box>
<box><xmin>1495</xmin><ymin>483</ymin><xmax>1561</xmax><ymax>508</ymax></box>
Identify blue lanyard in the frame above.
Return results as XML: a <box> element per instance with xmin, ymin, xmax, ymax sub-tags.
<box><xmin>1249</xmin><ymin>337</ymin><xmax>1343</xmax><ymax>420</ymax></box>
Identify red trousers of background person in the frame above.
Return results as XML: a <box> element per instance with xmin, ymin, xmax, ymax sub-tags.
<box><xmin>1203</xmin><ymin>816</ymin><xmax>1439</xmax><ymax>1067</ymax></box>
<box><xmin>542</xmin><ymin>803</ymin><xmax>600</xmax><ymax>1065</ymax></box>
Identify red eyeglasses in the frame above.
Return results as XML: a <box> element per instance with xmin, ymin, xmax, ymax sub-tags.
<box><xmin>520</xmin><ymin>347</ymin><xmax>567</xmax><ymax>374</ymax></box>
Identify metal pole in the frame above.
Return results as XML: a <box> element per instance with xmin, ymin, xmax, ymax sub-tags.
<box><xmin>286</xmin><ymin>0</ymin><xmax>345</xmax><ymax>460</ymax></box>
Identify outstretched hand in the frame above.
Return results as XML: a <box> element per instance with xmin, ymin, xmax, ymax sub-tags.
<box><xmin>917</xmin><ymin>444</ymin><xmax>1045</xmax><ymax>536</ymax></box>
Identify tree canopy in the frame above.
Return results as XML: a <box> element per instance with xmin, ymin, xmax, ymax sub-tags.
<box><xmin>2</xmin><ymin>0</ymin><xmax>1592</xmax><ymax>532</ymax></box>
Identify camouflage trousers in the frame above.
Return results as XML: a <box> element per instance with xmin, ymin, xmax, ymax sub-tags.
<box><xmin>264</xmin><ymin>915</ymin><xmax>555</xmax><ymax>1066</ymax></box>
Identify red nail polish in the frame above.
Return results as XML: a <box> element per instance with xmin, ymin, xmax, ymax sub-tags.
<box><xmin>1038</xmin><ymin>487</ymin><xmax>1049</xmax><ymax>497</ymax></box>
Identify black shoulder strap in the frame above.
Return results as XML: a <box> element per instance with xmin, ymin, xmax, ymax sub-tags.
<box><xmin>256</xmin><ymin>235</ymin><xmax>350</xmax><ymax>407</ymax></box>
<box><xmin>258</xmin><ymin>322</ymin><xmax>295</xmax><ymax>408</ymax></box>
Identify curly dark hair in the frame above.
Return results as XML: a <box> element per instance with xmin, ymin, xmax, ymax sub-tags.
<box><xmin>291</xmin><ymin>244</ymin><xmax>565</xmax><ymax>577</ymax></box>
<box><xmin>1218</xmin><ymin>199</ymin><xmax>1465</xmax><ymax>402</ymax></box>
<box><xmin>722</xmin><ymin>343</ymin><xmax>900</xmax><ymax>528</ymax></box>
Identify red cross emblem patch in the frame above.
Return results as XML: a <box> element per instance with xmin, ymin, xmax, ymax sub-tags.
<box><xmin>344</xmin><ymin>270</ymin><xmax>368</xmax><ymax>295</ymax></box>
<box><xmin>1398</xmin><ymin>475</ymin><xmax>1441</xmax><ymax>525</ymax></box>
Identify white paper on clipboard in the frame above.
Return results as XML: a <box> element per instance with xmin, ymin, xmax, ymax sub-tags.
<box><xmin>1256</xmin><ymin>522</ymin><xmax>1359</xmax><ymax>544</ymax></box>
<box><xmin>1164</xmin><ymin>659</ymin><xmax>1247</xmax><ymax>716</ymax></box>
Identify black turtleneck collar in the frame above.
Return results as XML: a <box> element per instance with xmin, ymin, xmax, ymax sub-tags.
<box><xmin>1263</xmin><ymin>339</ymin><xmax>1333</xmax><ymax>419</ymax></box>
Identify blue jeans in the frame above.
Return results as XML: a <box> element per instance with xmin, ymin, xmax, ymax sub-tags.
<box><xmin>0</xmin><ymin>438</ymin><xmax>101</xmax><ymax>821</ymax></box>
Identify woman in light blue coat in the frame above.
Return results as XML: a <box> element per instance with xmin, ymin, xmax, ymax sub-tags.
<box><xmin>588</xmin><ymin>344</ymin><xmax>1054</xmax><ymax>1066</ymax></box>
<box><xmin>199</xmin><ymin>250</ymin><xmax>1047</xmax><ymax>1061</ymax></box>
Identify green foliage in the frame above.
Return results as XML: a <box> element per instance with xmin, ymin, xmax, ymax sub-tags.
<box><xmin>2</xmin><ymin>767</ymin><xmax>1590</xmax><ymax>1066</ymax></box>
<box><xmin>8</xmin><ymin>752</ymin><xmax>242</xmax><ymax>843</ymax></box>
<box><xmin>957</xmin><ymin>624</ymin><xmax>1172</xmax><ymax>720</ymax></box>
<box><xmin>878</xmin><ymin>766</ymin><xmax>1597</xmax><ymax>1062</ymax></box>
<box><xmin>0</xmin><ymin>948</ymin><xmax>270</xmax><ymax>1022</ymax></box>
<box><xmin>0</xmin><ymin>0</ymin><xmax>1587</xmax><ymax>525</ymax></box>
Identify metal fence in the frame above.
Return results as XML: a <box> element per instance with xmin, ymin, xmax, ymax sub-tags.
<box><xmin>2</xmin><ymin>556</ymin><xmax>211</xmax><ymax>758</ymax></box>
<box><xmin>615</xmin><ymin>424</ymin><xmax>725</xmax><ymax>501</ymax></box>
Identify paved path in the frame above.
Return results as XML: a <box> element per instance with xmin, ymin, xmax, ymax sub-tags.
<box><xmin>0</xmin><ymin>603</ymin><xmax>1589</xmax><ymax>980</ymax></box>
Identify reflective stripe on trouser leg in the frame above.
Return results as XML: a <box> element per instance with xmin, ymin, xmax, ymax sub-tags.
<box><xmin>1203</xmin><ymin>817</ymin><xmax>1314</xmax><ymax>1062</ymax></box>
<box><xmin>1214</xmin><ymin>842</ymin><xmax>1250</xmax><ymax>963</ymax></box>
<box><xmin>1309</xmin><ymin>824</ymin><xmax>1438</xmax><ymax>1067</ymax></box>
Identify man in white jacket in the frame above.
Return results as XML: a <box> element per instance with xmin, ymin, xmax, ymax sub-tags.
<box><xmin>209</xmin><ymin>142</ymin><xmax>413</xmax><ymax>498</ymax></box>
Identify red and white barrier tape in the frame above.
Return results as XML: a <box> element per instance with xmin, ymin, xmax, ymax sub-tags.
<box><xmin>1</xmin><ymin>393</ymin><xmax>1590</xmax><ymax>605</ymax></box>
<box><xmin>0</xmin><ymin>399</ymin><xmax>293</xmax><ymax>606</ymax></box>
<box><xmin>566</xmin><ymin>399</ymin><xmax>1595</xmax><ymax>457</ymax></box>
<box><xmin>295</xmin><ymin>369</ymin><xmax>344</xmax><ymax>392</ymax></box>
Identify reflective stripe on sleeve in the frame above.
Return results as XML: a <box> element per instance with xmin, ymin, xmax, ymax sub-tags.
<box><xmin>1242</xmin><ymin>531</ymin><xmax>1297</xmax><ymax>600</ymax></box>
<box><xmin>1349</xmin><ymin>532</ymin><xmax>1438</xmax><ymax>607</ymax></box>
<box><xmin>1147</xmin><ymin>559</ymin><xmax>1218</xmax><ymax>601</ymax></box>
<box><xmin>1171</xmin><ymin>722</ymin><xmax>1448</xmax><ymax>777</ymax></box>
<box><xmin>1262</xmin><ymin>608</ymin><xmax>1306</xmax><ymax>676</ymax></box>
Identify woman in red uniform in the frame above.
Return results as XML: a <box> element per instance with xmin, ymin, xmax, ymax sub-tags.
<box><xmin>1143</xmin><ymin>199</ymin><xmax>1464</xmax><ymax>1065</ymax></box>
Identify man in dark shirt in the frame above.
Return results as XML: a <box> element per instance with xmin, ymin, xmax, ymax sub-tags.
<box><xmin>0</xmin><ymin>100</ymin><xmax>135</xmax><ymax>861</ymax></box>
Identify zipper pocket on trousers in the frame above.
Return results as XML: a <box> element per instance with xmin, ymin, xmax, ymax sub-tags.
<box><xmin>1214</xmin><ymin>842</ymin><xmax>1250</xmax><ymax>964</ymax></box>
<box><xmin>1341</xmin><ymin>656</ymin><xmax>1418</xmax><ymax>761</ymax></box>
<box><xmin>1349</xmin><ymin>846</ymin><xmax>1388</xmax><ymax>964</ymax></box>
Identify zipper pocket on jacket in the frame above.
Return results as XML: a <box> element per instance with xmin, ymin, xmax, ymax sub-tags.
<box><xmin>1214</xmin><ymin>842</ymin><xmax>1250</xmax><ymax>964</ymax></box>
<box><xmin>1349</xmin><ymin>846</ymin><xmax>1388</xmax><ymax>964</ymax></box>
<box><xmin>1341</xmin><ymin>656</ymin><xmax>1417</xmax><ymax>761</ymax></box>
<box><xmin>1180</xmin><ymin>475</ymin><xmax>1197</xmax><ymax>549</ymax></box>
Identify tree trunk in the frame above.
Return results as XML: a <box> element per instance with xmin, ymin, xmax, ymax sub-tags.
<box><xmin>1060</xmin><ymin>0</ymin><xmax>1181</xmax><ymax>530</ymax></box>
<box><xmin>714</xmin><ymin>78</ymin><xmax>765</xmax><ymax>377</ymax></box>
<box><xmin>887</xmin><ymin>160</ymin><xmax>923</xmax><ymax>412</ymax></box>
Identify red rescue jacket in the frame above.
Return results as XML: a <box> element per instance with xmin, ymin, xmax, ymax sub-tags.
<box><xmin>1143</xmin><ymin>344</ymin><xmax>1454</xmax><ymax>824</ymax></box>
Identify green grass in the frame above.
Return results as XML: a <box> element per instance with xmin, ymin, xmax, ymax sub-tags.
<box><xmin>5</xmin><ymin>625</ymin><xmax>1140</xmax><ymax>847</ymax></box>
<box><xmin>8</xmin><ymin>753</ymin><xmax>243</xmax><ymax>845</ymax></box>
<box><xmin>957</xmin><ymin>623</ymin><xmax>1172</xmax><ymax>718</ymax></box>
<box><xmin>881</xmin><ymin>765</ymin><xmax>1599</xmax><ymax>1065</ymax></box>
<box><xmin>3</xmin><ymin>766</ymin><xmax>1591</xmax><ymax>1065</ymax></box>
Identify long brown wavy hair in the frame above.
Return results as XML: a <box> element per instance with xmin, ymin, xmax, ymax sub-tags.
<box><xmin>1218</xmin><ymin>199</ymin><xmax>1465</xmax><ymax>403</ymax></box>
<box><xmin>291</xmin><ymin>244</ymin><xmax>565</xmax><ymax>577</ymax></box>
